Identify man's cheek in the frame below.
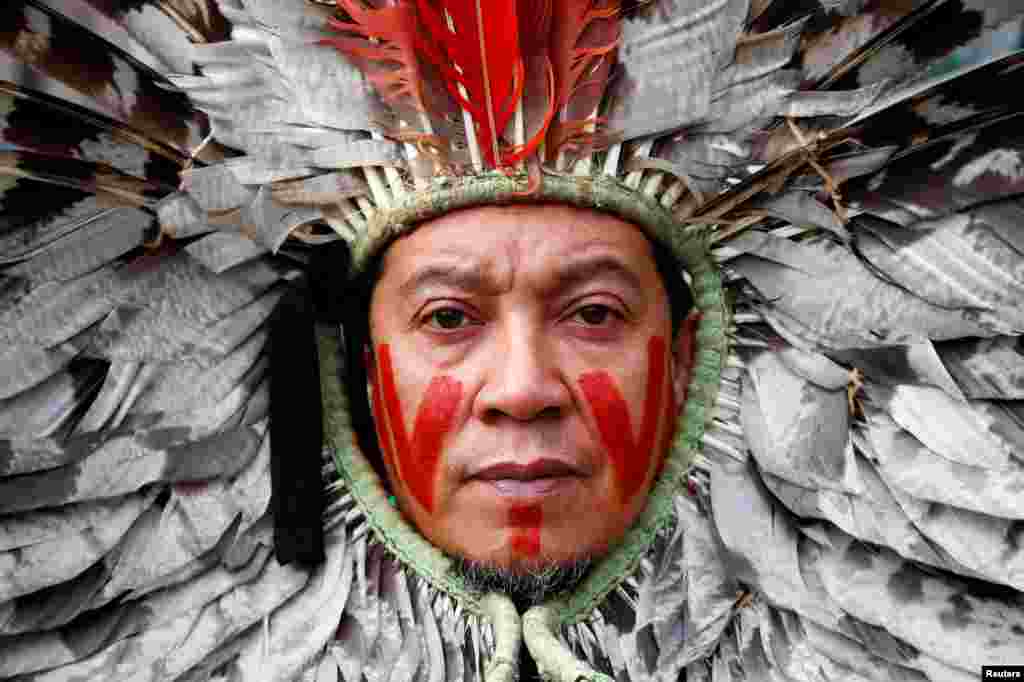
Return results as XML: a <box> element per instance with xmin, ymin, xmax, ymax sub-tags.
<box><xmin>578</xmin><ymin>336</ymin><xmax>668</xmax><ymax>504</ymax></box>
<box><xmin>375</xmin><ymin>344</ymin><xmax>462</xmax><ymax>513</ymax></box>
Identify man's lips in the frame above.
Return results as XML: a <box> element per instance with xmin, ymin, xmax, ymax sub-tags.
<box><xmin>470</xmin><ymin>459</ymin><xmax>581</xmax><ymax>481</ymax></box>
<box><xmin>469</xmin><ymin>459</ymin><xmax>583</xmax><ymax>498</ymax></box>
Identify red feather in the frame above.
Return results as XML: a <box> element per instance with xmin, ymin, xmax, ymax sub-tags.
<box><xmin>546</xmin><ymin>0</ymin><xmax>621</xmax><ymax>158</ymax></box>
<box><xmin>323</xmin><ymin>1</ymin><xmax>426</xmax><ymax>111</ymax></box>
<box><xmin>323</xmin><ymin>0</ymin><xmax>615</xmax><ymax>170</ymax></box>
<box><xmin>415</xmin><ymin>0</ymin><xmax>525</xmax><ymax>167</ymax></box>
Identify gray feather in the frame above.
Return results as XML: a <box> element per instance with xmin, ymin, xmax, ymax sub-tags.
<box><xmin>874</xmin><ymin>384</ymin><xmax>1022</xmax><ymax>471</ymax></box>
<box><xmin>220</xmin><ymin>523</ymin><xmax>351</xmax><ymax>681</ymax></box>
<box><xmin>730</xmin><ymin>233</ymin><xmax>994</xmax><ymax>350</ymax></box>
<box><xmin>269</xmin><ymin>37</ymin><xmax>385</xmax><ymax>133</ymax></box>
<box><xmin>935</xmin><ymin>336</ymin><xmax>1024</xmax><ymax>400</ymax></box>
<box><xmin>0</xmin><ymin>423</ymin><xmax>264</xmax><ymax>514</ymax></box>
<box><xmin>185</xmin><ymin>232</ymin><xmax>269</xmax><ymax>274</ymax></box>
<box><xmin>0</xmin><ymin>491</ymin><xmax>150</xmax><ymax>603</ymax></box>
<box><xmin>0</xmin><ymin>343</ymin><xmax>76</xmax><ymax>401</ymax></box>
<box><xmin>98</xmin><ymin>432</ymin><xmax>269</xmax><ymax>600</ymax></box>
<box><xmin>831</xmin><ymin>343</ymin><xmax>965</xmax><ymax>402</ymax></box>
<box><xmin>742</xmin><ymin>352</ymin><xmax>858</xmax><ymax>494</ymax></box>
<box><xmin>861</xmin><ymin>410</ymin><xmax>1024</xmax><ymax>520</ymax></box>
<box><xmin>607</xmin><ymin>0</ymin><xmax>750</xmax><ymax>140</ymax></box>
<box><xmin>752</xmin><ymin>191</ymin><xmax>848</xmax><ymax>240</ymax></box>
<box><xmin>853</xmin><ymin>206</ymin><xmax>1024</xmax><ymax>332</ymax></box>
<box><xmin>131</xmin><ymin>330</ymin><xmax>266</xmax><ymax>414</ymax></box>
<box><xmin>0</xmin><ymin>266</ymin><xmax>120</xmax><ymax>347</ymax></box>
<box><xmin>4</xmin><ymin>208</ymin><xmax>153</xmax><ymax>287</ymax></box>
<box><xmin>243</xmin><ymin>185</ymin><xmax>323</xmax><ymax>253</ymax></box>
<box><xmin>710</xmin><ymin>454</ymin><xmax>844</xmax><ymax>631</ymax></box>
<box><xmin>73</xmin><ymin>360</ymin><xmax>143</xmax><ymax>434</ymax></box>
<box><xmin>813</xmin><ymin>530</ymin><xmax>1024</xmax><ymax>672</ymax></box>
<box><xmin>0</xmin><ymin>546</ymin><xmax>270</xmax><ymax>677</ymax></box>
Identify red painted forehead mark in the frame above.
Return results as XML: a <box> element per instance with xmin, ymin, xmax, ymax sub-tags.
<box><xmin>508</xmin><ymin>504</ymin><xmax>542</xmax><ymax>558</ymax></box>
<box><xmin>578</xmin><ymin>336</ymin><xmax>669</xmax><ymax>504</ymax></box>
<box><xmin>375</xmin><ymin>344</ymin><xmax>462</xmax><ymax>512</ymax></box>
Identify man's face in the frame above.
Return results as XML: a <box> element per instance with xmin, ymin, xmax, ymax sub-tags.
<box><xmin>368</xmin><ymin>204</ymin><xmax>693</xmax><ymax>573</ymax></box>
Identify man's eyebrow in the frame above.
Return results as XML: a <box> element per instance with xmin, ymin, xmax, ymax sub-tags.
<box><xmin>398</xmin><ymin>262</ymin><xmax>499</xmax><ymax>297</ymax></box>
<box><xmin>551</xmin><ymin>255</ymin><xmax>645</xmax><ymax>298</ymax></box>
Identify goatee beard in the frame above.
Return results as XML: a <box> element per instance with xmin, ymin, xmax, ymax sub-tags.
<box><xmin>451</xmin><ymin>556</ymin><xmax>594</xmax><ymax>611</ymax></box>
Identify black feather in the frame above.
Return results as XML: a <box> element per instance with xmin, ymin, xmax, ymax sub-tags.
<box><xmin>1</xmin><ymin>1</ymin><xmax>204</xmax><ymax>155</ymax></box>
<box><xmin>85</xmin><ymin>0</ymin><xmax>232</xmax><ymax>43</ymax></box>
<box><xmin>269</xmin><ymin>283</ymin><xmax>326</xmax><ymax>567</ymax></box>
<box><xmin>0</xmin><ymin>176</ymin><xmax>93</xmax><ymax>244</ymax></box>
<box><xmin>2</xmin><ymin>81</ymin><xmax>187</xmax><ymax>181</ymax></box>
<box><xmin>307</xmin><ymin>240</ymin><xmax>353</xmax><ymax>326</ymax></box>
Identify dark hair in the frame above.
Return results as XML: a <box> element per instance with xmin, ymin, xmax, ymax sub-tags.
<box><xmin>328</xmin><ymin>226</ymin><xmax>694</xmax><ymax>484</ymax></box>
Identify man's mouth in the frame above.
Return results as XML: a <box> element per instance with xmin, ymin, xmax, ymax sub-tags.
<box><xmin>471</xmin><ymin>459</ymin><xmax>581</xmax><ymax>497</ymax></box>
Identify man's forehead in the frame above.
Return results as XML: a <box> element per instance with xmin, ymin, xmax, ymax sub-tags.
<box><xmin>378</xmin><ymin>204</ymin><xmax>659</xmax><ymax>295</ymax></box>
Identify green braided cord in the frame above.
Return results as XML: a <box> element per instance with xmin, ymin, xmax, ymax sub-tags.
<box><xmin>317</xmin><ymin>327</ymin><xmax>482</xmax><ymax>610</ymax></box>
<box><xmin>479</xmin><ymin>593</ymin><xmax>522</xmax><ymax>682</ymax></box>
<box><xmin>523</xmin><ymin>604</ymin><xmax>614</xmax><ymax>682</ymax></box>
<box><xmin>327</xmin><ymin>170</ymin><xmax>731</xmax><ymax>626</ymax></box>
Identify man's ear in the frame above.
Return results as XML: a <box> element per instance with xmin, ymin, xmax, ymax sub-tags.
<box><xmin>671</xmin><ymin>310</ymin><xmax>702</xmax><ymax>409</ymax></box>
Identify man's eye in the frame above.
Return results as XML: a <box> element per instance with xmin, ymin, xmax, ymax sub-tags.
<box><xmin>574</xmin><ymin>304</ymin><xmax>616</xmax><ymax>326</ymax></box>
<box><xmin>426</xmin><ymin>307</ymin><xmax>470</xmax><ymax>330</ymax></box>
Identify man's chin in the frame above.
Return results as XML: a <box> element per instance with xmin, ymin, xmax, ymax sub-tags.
<box><xmin>450</xmin><ymin>553</ymin><xmax>594</xmax><ymax>610</ymax></box>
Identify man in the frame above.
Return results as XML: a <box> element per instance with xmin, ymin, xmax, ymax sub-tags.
<box><xmin>2</xmin><ymin>0</ymin><xmax>1021</xmax><ymax>680</ymax></box>
<box><xmin>353</xmin><ymin>203</ymin><xmax>698</xmax><ymax>606</ymax></box>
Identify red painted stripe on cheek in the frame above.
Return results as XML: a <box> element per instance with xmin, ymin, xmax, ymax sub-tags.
<box><xmin>509</xmin><ymin>504</ymin><xmax>542</xmax><ymax>557</ymax></box>
<box><xmin>578</xmin><ymin>371</ymin><xmax>635</xmax><ymax>498</ymax></box>
<box><xmin>377</xmin><ymin>344</ymin><xmax>411</xmax><ymax>459</ymax></box>
<box><xmin>376</xmin><ymin>344</ymin><xmax>462</xmax><ymax>512</ymax></box>
<box><xmin>407</xmin><ymin>375</ymin><xmax>462</xmax><ymax>511</ymax></box>
<box><xmin>578</xmin><ymin>336</ymin><xmax>668</xmax><ymax>504</ymax></box>
<box><xmin>369</xmin><ymin>350</ymin><xmax>398</xmax><ymax>475</ymax></box>
<box><xmin>637</xmin><ymin>336</ymin><xmax>668</xmax><ymax>458</ymax></box>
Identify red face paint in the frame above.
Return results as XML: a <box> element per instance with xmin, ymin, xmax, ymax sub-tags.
<box><xmin>375</xmin><ymin>344</ymin><xmax>463</xmax><ymax>512</ymax></box>
<box><xmin>578</xmin><ymin>336</ymin><xmax>668</xmax><ymax>504</ymax></box>
<box><xmin>508</xmin><ymin>504</ymin><xmax>542</xmax><ymax>558</ymax></box>
<box><xmin>369</xmin><ymin>348</ymin><xmax>398</xmax><ymax>476</ymax></box>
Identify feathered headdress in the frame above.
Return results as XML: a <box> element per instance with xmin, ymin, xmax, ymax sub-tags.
<box><xmin>2</xmin><ymin>0</ymin><xmax>1024</xmax><ymax>680</ymax></box>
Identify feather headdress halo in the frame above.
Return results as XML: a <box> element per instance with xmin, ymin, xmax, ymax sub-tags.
<box><xmin>4</xmin><ymin>0</ymin><xmax>1024</xmax><ymax>681</ymax></box>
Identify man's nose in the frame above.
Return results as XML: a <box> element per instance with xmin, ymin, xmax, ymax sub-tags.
<box><xmin>475</xmin><ymin>322</ymin><xmax>570</xmax><ymax>422</ymax></box>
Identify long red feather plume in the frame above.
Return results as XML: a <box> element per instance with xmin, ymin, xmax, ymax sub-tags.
<box><xmin>414</xmin><ymin>0</ymin><xmax>525</xmax><ymax>168</ymax></box>
<box><xmin>322</xmin><ymin>0</ymin><xmax>616</xmax><ymax>171</ymax></box>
